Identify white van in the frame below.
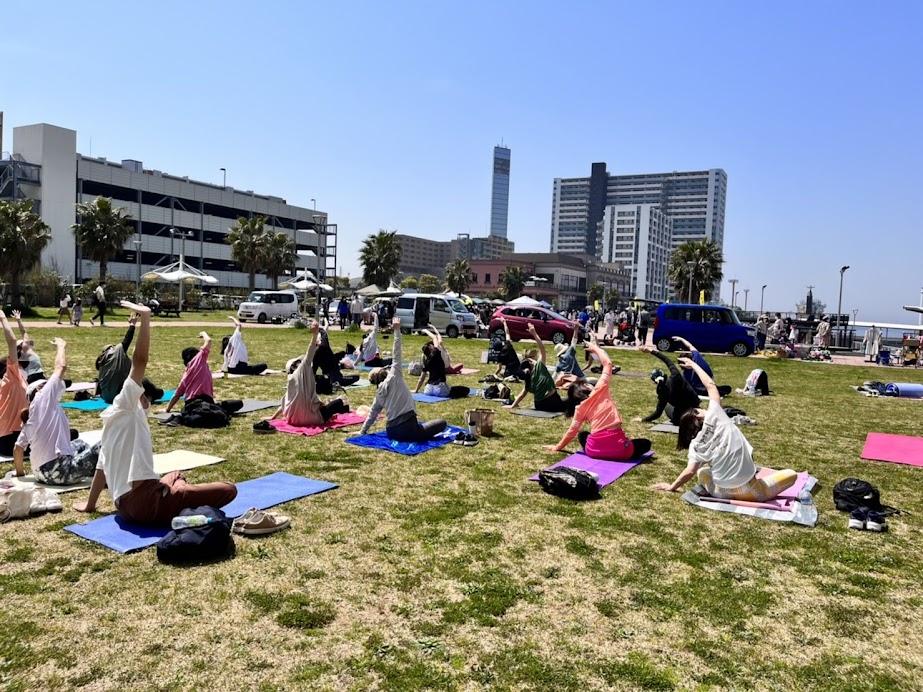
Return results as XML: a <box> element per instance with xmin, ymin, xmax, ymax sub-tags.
<box><xmin>237</xmin><ymin>290</ymin><xmax>299</xmax><ymax>323</ymax></box>
<box><xmin>395</xmin><ymin>293</ymin><xmax>477</xmax><ymax>338</ymax></box>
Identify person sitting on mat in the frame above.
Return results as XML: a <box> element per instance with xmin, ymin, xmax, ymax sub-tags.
<box><xmin>312</xmin><ymin>321</ymin><xmax>360</xmax><ymax>387</ymax></box>
<box><xmin>414</xmin><ymin>335</ymin><xmax>470</xmax><ymax>399</ymax></box>
<box><xmin>421</xmin><ymin>324</ymin><xmax>464</xmax><ymax>374</ymax></box>
<box><xmin>95</xmin><ymin>313</ymin><xmax>137</xmax><ymax>404</ymax></box>
<box><xmin>652</xmin><ymin>357</ymin><xmax>797</xmax><ymax>501</ymax></box>
<box><xmin>552</xmin><ymin>320</ymin><xmax>585</xmax><ymax>383</ymax></box>
<box><xmin>357</xmin><ymin>317</ymin><xmax>447</xmax><ymax>443</ymax></box>
<box><xmin>162</xmin><ymin>331</ymin><xmax>242</xmax><ymax>420</ymax></box>
<box><xmin>494</xmin><ymin>317</ymin><xmax>525</xmax><ymax>381</ymax></box>
<box><xmin>637</xmin><ymin>344</ymin><xmax>703</xmax><ymax>426</ymax></box>
<box><xmin>11</xmin><ymin>310</ymin><xmax>45</xmax><ymax>384</ymax></box>
<box><xmin>13</xmin><ymin>338</ymin><xmax>100</xmax><ymax>485</ymax></box>
<box><xmin>222</xmin><ymin>316</ymin><xmax>268</xmax><ymax>375</ymax></box>
<box><xmin>544</xmin><ymin>335</ymin><xmax>651</xmax><ymax>461</ymax></box>
<box><xmin>504</xmin><ymin>322</ymin><xmax>566</xmax><ymax>413</ymax></box>
<box><xmin>355</xmin><ymin>313</ymin><xmax>392</xmax><ymax>368</ymax></box>
<box><xmin>75</xmin><ymin>301</ymin><xmax>238</xmax><ymax>524</ymax></box>
<box><xmin>0</xmin><ymin>311</ymin><xmax>29</xmax><ymax>458</ymax></box>
<box><xmin>671</xmin><ymin>336</ymin><xmax>732</xmax><ymax>398</ymax></box>
<box><xmin>271</xmin><ymin>321</ymin><xmax>350</xmax><ymax>426</ymax></box>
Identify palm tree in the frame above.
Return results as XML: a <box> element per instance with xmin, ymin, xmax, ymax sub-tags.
<box><xmin>444</xmin><ymin>259</ymin><xmax>472</xmax><ymax>294</ymax></box>
<box><xmin>227</xmin><ymin>215</ymin><xmax>268</xmax><ymax>291</ymax></box>
<box><xmin>586</xmin><ymin>283</ymin><xmax>604</xmax><ymax>305</ymax></box>
<box><xmin>72</xmin><ymin>197</ymin><xmax>134</xmax><ymax>283</ymax></box>
<box><xmin>359</xmin><ymin>229</ymin><xmax>402</xmax><ymax>287</ymax></box>
<box><xmin>669</xmin><ymin>240</ymin><xmax>724</xmax><ymax>303</ymax></box>
<box><xmin>260</xmin><ymin>232</ymin><xmax>297</xmax><ymax>286</ymax></box>
<box><xmin>499</xmin><ymin>265</ymin><xmax>526</xmax><ymax>300</ymax></box>
<box><xmin>0</xmin><ymin>200</ymin><xmax>52</xmax><ymax>307</ymax></box>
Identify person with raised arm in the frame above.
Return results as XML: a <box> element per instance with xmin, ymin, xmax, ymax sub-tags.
<box><xmin>421</xmin><ymin>324</ymin><xmax>464</xmax><ymax>374</ymax></box>
<box><xmin>493</xmin><ymin>317</ymin><xmax>524</xmax><ymax>380</ymax></box>
<box><xmin>552</xmin><ymin>320</ymin><xmax>585</xmax><ymax>384</ymax></box>
<box><xmin>670</xmin><ymin>336</ymin><xmax>732</xmax><ymax>398</ymax></box>
<box><xmin>164</xmin><ymin>331</ymin><xmax>214</xmax><ymax>413</ymax></box>
<box><xmin>74</xmin><ymin>301</ymin><xmax>237</xmax><ymax>523</ymax></box>
<box><xmin>504</xmin><ymin>322</ymin><xmax>565</xmax><ymax>412</ymax></box>
<box><xmin>637</xmin><ymin>344</ymin><xmax>703</xmax><ymax>426</ymax></box>
<box><xmin>0</xmin><ymin>310</ymin><xmax>28</xmax><ymax>457</ymax></box>
<box><xmin>651</xmin><ymin>357</ymin><xmax>796</xmax><ymax>501</ymax></box>
<box><xmin>222</xmin><ymin>315</ymin><xmax>268</xmax><ymax>375</ymax></box>
<box><xmin>95</xmin><ymin>313</ymin><xmax>137</xmax><ymax>403</ymax></box>
<box><xmin>11</xmin><ymin>310</ymin><xmax>45</xmax><ymax>384</ymax></box>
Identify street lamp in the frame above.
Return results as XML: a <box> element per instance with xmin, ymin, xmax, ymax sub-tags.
<box><xmin>837</xmin><ymin>265</ymin><xmax>850</xmax><ymax>347</ymax></box>
<box><xmin>744</xmin><ymin>288</ymin><xmax>749</xmax><ymax>313</ymax></box>
<box><xmin>132</xmin><ymin>239</ymin><xmax>143</xmax><ymax>300</ymax></box>
<box><xmin>685</xmin><ymin>261</ymin><xmax>695</xmax><ymax>303</ymax></box>
<box><xmin>310</xmin><ymin>198</ymin><xmax>316</xmax><ymax>211</ymax></box>
<box><xmin>169</xmin><ymin>228</ymin><xmax>193</xmax><ymax>312</ymax></box>
<box><xmin>220</xmin><ymin>168</ymin><xmax>226</xmax><ymax>187</ymax></box>
<box><xmin>729</xmin><ymin>278</ymin><xmax>739</xmax><ymax>308</ymax></box>
<box><xmin>312</xmin><ymin>214</ymin><xmax>326</xmax><ymax>318</ymax></box>
<box><xmin>760</xmin><ymin>284</ymin><xmax>767</xmax><ymax>315</ymax></box>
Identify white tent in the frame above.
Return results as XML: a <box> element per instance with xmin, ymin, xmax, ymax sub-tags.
<box><xmin>143</xmin><ymin>260</ymin><xmax>219</xmax><ymax>286</ymax></box>
<box><xmin>505</xmin><ymin>296</ymin><xmax>542</xmax><ymax>307</ymax></box>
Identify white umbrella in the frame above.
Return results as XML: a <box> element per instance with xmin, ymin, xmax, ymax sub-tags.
<box><xmin>143</xmin><ymin>261</ymin><xmax>218</xmax><ymax>285</ymax></box>
<box><xmin>278</xmin><ymin>278</ymin><xmax>333</xmax><ymax>292</ymax></box>
<box><xmin>506</xmin><ymin>296</ymin><xmax>542</xmax><ymax>307</ymax></box>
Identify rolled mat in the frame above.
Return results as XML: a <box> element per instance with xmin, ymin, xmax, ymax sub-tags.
<box><xmin>345</xmin><ymin>425</ymin><xmax>464</xmax><ymax>456</ymax></box>
<box><xmin>528</xmin><ymin>451</ymin><xmax>654</xmax><ymax>487</ymax></box>
<box><xmin>885</xmin><ymin>382</ymin><xmax>923</xmax><ymax>399</ymax></box>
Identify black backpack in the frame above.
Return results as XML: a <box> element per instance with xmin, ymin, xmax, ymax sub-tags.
<box><xmin>833</xmin><ymin>478</ymin><xmax>900</xmax><ymax>515</ymax></box>
<box><xmin>156</xmin><ymin>506</ymin><xmax>233</xmax><ymax>563</ymax></box>
<box><xmin>538</xmin><ymin>466</ymin><xmax>600</xmax><ymax>501</ymax></box>
<box><xmin>179</xmin><ymin>397</ymin><xmax>232</xmax><ymax>429</ymax></box>
<box><xmin>315</xmin><ymin>374</ymin><xmax>334</xmax><ymax>395</ymax></box>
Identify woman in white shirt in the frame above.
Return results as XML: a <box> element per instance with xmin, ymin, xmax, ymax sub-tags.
<box><xmin>222</xmin><ymin>316</ymin><xmax>268</xmax><ymax>375</ymax></box>
<box><xmin>652</xmin><ymin>358</ymin><xmax>797</xmax><ymax>501</ymax></box>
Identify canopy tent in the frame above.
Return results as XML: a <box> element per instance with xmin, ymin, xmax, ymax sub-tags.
<box><xmin>142</xmin><ymin>260</ymin><xmax>219</xmax><ymax>286</ymax></box>
<box><xmin>505</xmin><ymin>296</ymin><xmax>542</xmax><ymax>307</ymax></box>
<box><xmin>355</xmin><ymin>281</ymin><xmax>403</xmax><ymax>298</ymax></box>
<box><xmin>278</xmin><ymin>278</ymin><xmax>334</xmax><ymax>292</ymax></box>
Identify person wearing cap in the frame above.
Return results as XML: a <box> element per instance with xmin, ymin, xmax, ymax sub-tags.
<box><xmin>637</xmin><ymin>344</ymin><xmax>702</xmax><ymax>426</ymax></box>
<box><xmin>552</xmin><ymin>321</ymin><xmax>585</xmax><ymax>383</ymax></box>
<box><xmin>95</xmin><ymin>313</ymin><xmax>137</xmax><ymax>404</ymax></box>
<box><xmin>75</xmin><ymin>301</ymin><xmax>237</xmax><ymax>523</ymax></box>
<box><xmin>0</xmin><ymin>310</ymin><xmax>28</xmax><ymax>458</ymax></box>
<box><xmin>221</xmin><ymin>316</ymin><xmax>268</xmax><ymax>375</ymax></box>
<box><xmin>271</xmin><ymin>321</ymin><xmax>349</xmax><ymax>426</ymax></box>
<box><xmin>13</xmin><ymin>338</ymin><xmax>99</xmax><ymax>485</ymax></box>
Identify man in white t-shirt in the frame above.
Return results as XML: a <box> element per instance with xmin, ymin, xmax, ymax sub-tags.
<box><xmin>75</xmin><ymin>301</ymin><xmax>237</xmax><ymax>524</ymax></box>
<box><xmin>13</xmin><ymin>338</ymin><xmax>99</xmax><ymax>485</ymax></box>
<box><xmin>652</xmin><ymin>357</ymin><xmax>797</xmax><ymax>502</ymax></box>
<box><xmin>90</xmin><ymin>282</ymin><xmax>107</xmax><ymax>326</ymax></box>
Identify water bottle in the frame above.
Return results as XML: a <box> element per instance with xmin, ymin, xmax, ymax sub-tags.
<box><xmin>171</xmin><ymin>514</ymin><xmax>213</xmax><ymax>530</ymax></box>
<box><xmin>797</xmin><ymin>489</ymin><xmax>813</xmax><ymax>506</ymax></box>
<box><xmin>792</xmin><ymin>488</ymin><xmax>818</xmax><ymax>527</ymax></box>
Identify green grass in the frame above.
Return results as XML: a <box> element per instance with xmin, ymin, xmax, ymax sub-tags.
<box><xmin>2</xmin><ymin>324</ymin><xmax>923</xmax><ymax>689</ymax></box>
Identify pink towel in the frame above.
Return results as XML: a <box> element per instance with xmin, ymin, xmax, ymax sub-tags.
<box><xmin>269</xmin><ymin>412</ymin><xmax>365</xmax><ymax>437</ymax></box>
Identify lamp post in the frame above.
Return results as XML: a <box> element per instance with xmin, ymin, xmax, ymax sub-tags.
<box><xmin>685</xmin><ymin>261</ymin><xmax>695</xmax><ymax>303</ymax></box>
<box><xmin>760</xmin><ymin>284</ymin><xmax>767</xmax><ymax>315</ymax></box>
<box><xmin>312</xmin><ymin>214</ymin><xmax>326</xmax><ymax>318</ymax></box>
<box><xmin>170</xmin><ymin>228</ymin><xmax>193</xmax><ymax>312</ymax></box>
<box><xmin>744</xmin><ymin>288</ymin><xmax>749</xmax><ymax>313</ymax></box>
<box><xmin>729</xmin><ymin>278</ymin><xmax>739</xmax><ymax>308</ymax></box>
<box><xmin>133</xmin><ymin>239</ymin><xmax>143</xmax><ymax>300</ymax></box>
<box><xmin>310</xmin><ymin>198</ymin><xmax>316</xmax><ymax>211</ymax></box>
<box><xmin>836</xmin><ymin>265</ymin><xmax>849</xmax><ymax>347</ymax></box>
<box><xmin>220</xmin><ymin>168</ymin><xmax>226</xmax><ymax>187</ymax></box>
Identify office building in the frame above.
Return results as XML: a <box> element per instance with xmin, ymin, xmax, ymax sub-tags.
<box><xmin>0</xmin><ymin>122</ymin><xmax>333</xmax><ymax>290</ymax></box>
<box><xmin>489</xmin><ymin>145</ymin><xmax>510</xmax><ymax>238</ymax></box>
<box><xmin>396</xmin><ymin>233</ymin><xmax>515</xmax><ymax>279</ymax></box>
<box><xmin>599</xmin><ymin>204</ymin><xmax>673</xmax><ymax>302</ymax></box>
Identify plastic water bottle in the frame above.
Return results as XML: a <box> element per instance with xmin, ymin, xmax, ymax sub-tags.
<box><xmin>797</xmin><ymin>489</ymin><xmax>813</xmax><ymax>506</ymax></box>
<box><xmin>792</xmin><ymin>489</ymin><xmax>818</xmax><ymax>527</ymax></box>
<box><xmin>171</xmin><ymin>515</ymin><xmax>213</xmax><ymax>530</ymax></box>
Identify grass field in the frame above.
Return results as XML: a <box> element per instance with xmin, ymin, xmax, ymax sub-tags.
<box><xmin>1</xmin><ymin>323</ymin><xmax>922</xmax><ymax>691</ymax></box>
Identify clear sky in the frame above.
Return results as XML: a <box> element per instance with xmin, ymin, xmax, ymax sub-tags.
<box><xmin>4</xmin><ymin>1</ymin><xmax>922</xmax><ymax>323</ymax></box>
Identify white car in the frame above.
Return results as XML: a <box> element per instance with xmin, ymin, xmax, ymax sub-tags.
<box><xmin>237</xmin><ymin>291</ymin><xmax>299</xmax><ymax>323</ymax></box>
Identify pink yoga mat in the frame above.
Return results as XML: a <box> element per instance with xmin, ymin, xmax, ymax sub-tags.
<box><xmin>861</xmin><ymin>433</ymin><xmax>923</xmax><ymax>467</ymax></box>
<box><xmin>528</xmin><ymin>451</ymin><xmax>653</xmax><ymax>487</ymax></box>
<box><xmin>698</xmin><ymin>469</ymin><xmax>810</xmax><ymax>511</ymax></box>
<box><xmin>269</xmin><ymin>412</ymin><xmax>365</xmax><ymax>437</ymax></box>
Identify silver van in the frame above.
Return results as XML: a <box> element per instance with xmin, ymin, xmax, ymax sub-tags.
<box><xmin>237</xmin><ymin>290</ymin><xmax>299</xmax><ymax>323</ymax></box>
<box><xmin>395</xmin><ymin>293</ymin><xmax>477</xmax><ymax>338</ymax></box>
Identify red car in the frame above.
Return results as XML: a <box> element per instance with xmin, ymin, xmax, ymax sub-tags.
<box><xmin>489</xmin><ymin>306</ymin><xmax>585</xmax><ymax>344</ymax></box>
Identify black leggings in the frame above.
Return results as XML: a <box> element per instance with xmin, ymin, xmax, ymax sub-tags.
<box><xmin>577</xmin><ymin>431</ymin><xmax>652</xmax><ymax>458</ymax></box>
<box><xmin>0</xmin><ymin>431</ymin><xmax>17</xmax><ymax>457</ymax></box>
<box><xmin>387</xmin><ymin>413</ymin><xmax>447</xmax><ymax>443</ymax></box>
<box><xmin>535</xmin><ymin>391</ymin><xmax>566</xmax><ymax>412</ymax></box>
<box><xmin>229</xmin><ymin>362</ymin><xmax>268</xmax><ymax>376</ymax></box>
<box><xmin>320</xmin><ymin>397</ymin><xmax>349</xmax><ymax>423</ymax></box>
<box><xmin>364</xmin><ymin>357</ymin><xmax>392</xmax><ymax>368</ymax></box>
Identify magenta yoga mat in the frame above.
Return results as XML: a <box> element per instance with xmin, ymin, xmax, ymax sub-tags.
<box><xmin>861</xmin><ymin>433</ymin><xmax>923</xmax><ymax>467</ymax></box>
<box><xmin>529</xmin><ymin>451</ymin><xmax>653</xmax><ymax>487</ymax></box>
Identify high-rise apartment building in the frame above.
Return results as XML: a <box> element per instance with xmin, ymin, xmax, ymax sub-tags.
<box><xmin>489</xmin><ymin>146</ymin><xmax>510</xmax><ymax>238</ymax></box>
<box><xmin>599</xmin><ymin>204</ymin><xmax>673</xmax><ymax>302</ymax></box>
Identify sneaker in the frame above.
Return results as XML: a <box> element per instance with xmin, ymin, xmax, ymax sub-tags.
<box><xmin>42</xmin><ymin>490</ymin><xmax>63</xmax><ymax>513</ymax></box>
<box><xmin>232</xmin><ymin>508</ymin><xmax>291</xmax><ymax>535</ymax></box>
<box><xmin>252</xmin><ymin>420</ymin><xmax>277</xmax><ymax>435</ymax></box>
<box><xmin>866</xmin><ymin>511</ymin><xmax>887</xmax><ymax>533</ymax></box>
<box><xmin>453</xmin><ymin>432</ymin><xmax>479</xmax><ymax>447</ymax></box>
<box><xmin>848</xmin><ymin>509</ymin><xmax>867</xmax><ymax>530</ymax></box>
<box><xmin>29</xmin><ymin>488</ymin><xmax>63</xmax><ymax>515</ymax></box>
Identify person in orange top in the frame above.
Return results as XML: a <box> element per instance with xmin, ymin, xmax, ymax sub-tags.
<box><xmin>543</xmin><ymin>334</ymin><xmax>651</xmax><ymax>461</ymax></box>
<box><xmin>0</xmin><ymin>310</ymin><xmax>29</xmax><ymax>457</ymax></box>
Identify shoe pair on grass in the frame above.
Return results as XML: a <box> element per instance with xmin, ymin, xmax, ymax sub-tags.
<box><xmin>453</xmin><ymin>432</ymin><xmax>479</xmax><ymax>447</ymax></box>
<box><xmin>848</xmin><ymin>509</ymin><xmax>887</xmax><ymax>532</ymax></box>
<box><xmin>232</xmin><ymin>507</ymin><xmax>290</xmax><ymax>536</ymax></box>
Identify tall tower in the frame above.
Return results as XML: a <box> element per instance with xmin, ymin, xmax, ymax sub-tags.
<box><xmin>489</xmin><ymin>145</ymin><xmax>510</xmax><ymax>238</ymax></box>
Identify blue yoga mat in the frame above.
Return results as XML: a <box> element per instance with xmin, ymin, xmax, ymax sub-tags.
<box><xmin>345</xmin><ymin>425</ymin><xmax>464</xmax><ymax>456</ymax></box>
<box><xmin>412</xmin><ymin>389</ymin><xmax>481</xmax><ymax>404</ymax></box>
<box><xmin>885</xmin><ymin>382</ymin><xmax>923</xmax><ymax>399</ymax></box>
<box><xmin>64</xmin><ymin>472</ymin><xmax>337</xmax><ymax>553</ymax></box>
<box><xmin>62</xmin><ymin>389</ymin><xmax>178</xmax><ymax>411</ymax></box>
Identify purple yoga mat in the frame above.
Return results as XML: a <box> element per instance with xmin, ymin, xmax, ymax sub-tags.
<box><xmin>529</xmin><ymin>451</ymin><xmax>654</xmax><ymax>487</ymax></box>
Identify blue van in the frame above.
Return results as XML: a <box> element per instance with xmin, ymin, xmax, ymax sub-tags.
<box><xmin>652</xmin><ymin>304</ymin><xmax>756</xmax><ymax>357</ymax></box>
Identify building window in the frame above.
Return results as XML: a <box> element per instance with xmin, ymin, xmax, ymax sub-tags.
<box><xmin>485</xmin><ymin>273</ymin><xmax>491</xmax><ymax>284</ymax></box>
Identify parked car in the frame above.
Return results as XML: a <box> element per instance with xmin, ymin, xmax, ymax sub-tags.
<box><xmin>651</xmin><ymin>304</ymin><xmax>756</xmax><ymax>357</ymax></box>
<box><xmin>237</xmin><ymin>290</ymin><xmax>299</xmax><ymax>323</ymax></box>
<box><xmin>489</xmin><ymin>306</ymin><xmax>584</xmax><ymax>345</ymax></box>
<box><xmin>395</xmin><ymin>293</ymin><xmax>477</xmax><ymax>338</ymax></box>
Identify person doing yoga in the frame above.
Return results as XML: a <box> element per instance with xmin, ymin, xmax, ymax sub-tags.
<box><xmin>0</xmin><ymin>311</ymin><xmax>29</xmax><ymax>458</ymax></box>
<box><xmin>356</xmin><ymin>313</ymin><xmax>392</xmax><ymax>368</ymax></box>
<box><xmin>11</xmin><ymin>310</ymin><xmax>45</xmax><ymax>384</ymax></box>
<box><xmin>222</xmin><ymin>316</ymin><xmax>268</xmax><ymax>375</ymax></box>
<box><xmin>637</xmin><ymin>343</ymin><xmax>703</xmax><ymax>426</ymax></box>
<box><xmin>671</xmin><ymin>336</ymin><xmax>732</xmax><ymax>398</ymax></box>
<box><xmin>421</xmin><ymin>324</ymin><xmax>464</xmax><ymax>374</ymax></box>
<box><xmin>414</xmin><ymin>333</ymin><xmax>469</xmax><ymax>399</ymax></box>
<box><xmin>271</xmin><ymin>321</ymin><xmax>350</xmax><ymax>426</ymax></box>
<box><xmin>493</xmin><ymin>317</ymin><xmax>525</xmax><ymax>381</ymax></box>
<box><xmin>552</xmin><ymin>321</ymin><xmax>585</xmax><ymax>382</ymax></box>
<box><xmin>651</xmin><ymin>358</ymin><xmax>796</xmax><ymax>501</ymax></box>
<box><xmin>95</xmin><ymin>314</ymin><xmax>137</xmax><ymax>403</ymax></box>
<box><xmin>544</xmin><ymin>335</ymin><xmax>651</xmax><ymax>461</ymax></box>
<box><xmin>504</xmin><ymin>321</ymin><xmax>566</xmax><ymax>413</ymax></box>
<box><xmin>75</xmin><ymin>302</ymin><xmax>237</xmax><ymax>524</ymax></box>
<box><xmin>357</xmin><ymin>318</ymin><xmax>447</xmax><ymax>443</ymax></box>
<box><xmin>312</xmin><ymin>321</ymin><xmax>360</xmax><ymax>387</ymax></box>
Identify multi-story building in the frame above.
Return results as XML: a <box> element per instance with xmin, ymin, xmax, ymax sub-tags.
<box><xmin>0</xmin><ymin>122</ymin><xmax>333</xmax><ymax>290</ymax></box>
<box><xmin>397</xmin><ymin>233</ymin><xmax>514</xmax><ymax>279</ymax></box>
<box><xmin>599</xmin><ymin>204</ymin><xmax>673</xmax><ymax>302</ymax></box>
<box><xmin>489</xmin><ymin>145</ymin><xmax>510</xmax><ymax>238</ymax></box>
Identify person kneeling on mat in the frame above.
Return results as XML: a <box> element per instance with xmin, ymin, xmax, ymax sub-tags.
<box><xmin>544</xmin><ymin>334</ymin><xmax>651</xmax><ymax>461</ymax></box>
<box><xmin>651</xmin><ymin>357</ymin><xmax>796</xmax><ymax>501</ymax></box>
<box><xmin>271</xmin><ymin>321</ymin><xmax>350</xmax><ymax>426</ymax></box>
<box><xmin>222</xmin><ymin>316</ymin><xmax>268</xmax><ymax>375</ymax></box>
<box><xmin>493</xmin><ymin>317</ymin><xmax>525</xmax><ymax>381</ymax></box>
<box><xmin>504</xmin><ymin>321</ymin><xmax>565</xmax><ymax>413</ymax></box>
<box><xmin>356</xmin><ymin>317</ymin><xmax>446</xmax><ymax>443</ymax></box>
<box><xmin>414</xmin><ymin>337</ymin><xmax>469</xmax><ymax>399</ymax></box>
<box><xmin>75</xmin><ymin>301</ymin><xmax>237</xmax><ymax>524</ymax></box>
<box><xmin>163</xmin><ymin>331</ymin><xmax>243</xmax><ymax>420</ymax></box>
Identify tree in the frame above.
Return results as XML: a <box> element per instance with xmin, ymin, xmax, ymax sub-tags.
<box><xmin>586</xmin><ymin>283</ymin><xmax>605</xmax><ymax>305</ymax></box>
<box><xmin>604</xmin><ymin>287</ymin><xmax>620</xmax><ymax>310</ymax></box>
<box><xmin>0</xmin><ymin>200</ymin><xmax>52</xmax><ymax>307</ymax></box>
<box><xmin>444</xmin><ymin>259</ymin><xmax>472</xmax><ymax>295</ymax></box>
<box><xmin>72</xmin><ymin>197</ymin><xmax>134</xmax><ymax>284</ymax></box>
<box><xmin>333</xmin><ymin>276</ymin><xmax>352</xmax><ymax>291</ymax></box>
<box><xmin>260</xmin><ymin>232</ymin><xmax>297</xmax><ymax>286</ymax></box>
<box><xmin>227</xmin><ymin>215</ymin><xmax>268</xmax><ymax>292</ymax></box>
<box><xmin>668</xmin><ymin>240</ymin><xmax>724</xmax><ymax>303</ymax></box>
<box><xmin>359</xmin><ymin>229</ymin><xmax>402</xmax><ymax>287</ymax></box>
<box><xmin>499</xmin><ymin>265</ymin><xmax>526</xmax><ymax>300</ymax></box>
<box><xmin>418</xmin><ymin>274</ymin><xmax>441</xmax><ymax>293</ymax></box>
<box><xmin>400</xmin><ymin>276</ymin><xmax>419</xmax><ymax>290</ymax></box>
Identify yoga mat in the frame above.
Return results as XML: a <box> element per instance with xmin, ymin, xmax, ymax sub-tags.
<box><xmin>62</xmin><ymin>390</ymin><xmax>177</xmax><ymax>411</ymax></box>
<box><xmin>65</xmin><ymin>472</ymin><xmax>337</xmax><ymax>553</ymax></box>
<box><xmin>615</xmin><ymin>371</ymin><xmax>648</xmax><ymax>379</ymax></box>
<box><xmin>152</xmin><ymin>450</ymin><xmax>225</xmax><ymax>474</ymax></box>
<box><xmin>449</xmin><ymin>368</ymin><xmax>480</xmax><ymax>376</ymax></box>
<box><xmin>236</xmin><ymin>400</ymin><xmax>280</xmax><ymax>415</ymax></box>
<box><xmin>509</xmin><ymin>409</ymin><xmax>563</xmax><ymax>419</ymax></box>
<box><xmin>412</xmin><ymin>389</ymin><xmax>481</xmax><ymax>404</ymax></box>
<box><xmin>885</xmin><ymin>383</ymin><xmax>923</xmax><ymax>399</ymax></box>
<box><xmin>650</xmin><ymin>423</ymin><xmax>679</xmax><ymax>434</ymax></box>
<box><xmin>682</xmin><ymin>475</ymin><xmax>818</xmax><ymax>526</ymax></box>
<box><xmin>528</xmin><ymin>451</ymin><xmax>655</xmax><ymax>486</ymax></box>
<box><xmin>66</xmin><ymin>382</ymin><xmax>96</xmax><ymax>393</ymax></box>
<box><xmin>861</xmin><ymin>433</ymin><xmax>923</xmax><ymax>467</ymax></box>
<box><xmin>269</xmin><ymin>412</ymin><xmax>365</xmax><ymax>437</ymax></box>
<box><xmin>346</xmin><ymin>379</ymin><xmax>371</xmax><ymax>388</ymax></box>
<box><xmin>345</xmin><ymin>425</ymin><xmax>464</xmax><ymax>456</ymax></box>
<box><xmin>211</xmin><ymin>369</ymin><xmax>283</xmax><ymax>379</ymax></box>
<box><xmin>356</xmin><ymin>363</ymin><xmax>408</xmax><ymax>371</ymax></box>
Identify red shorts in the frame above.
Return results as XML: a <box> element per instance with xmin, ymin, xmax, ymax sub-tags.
<box><xmin>585</xmin><ymin>428</ymin><xmax>634</xmax><ymax>461</ymax></box>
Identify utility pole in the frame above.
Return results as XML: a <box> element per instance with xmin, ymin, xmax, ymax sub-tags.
<box><xmin>744</xmin><ymin>288</ymin><xmax>749</xmax><ymax>312</ymax></box>
<box><xmin>729</xmin><ymin>278</ymin><xmax>739</xmax><ymax>308</ymax></box>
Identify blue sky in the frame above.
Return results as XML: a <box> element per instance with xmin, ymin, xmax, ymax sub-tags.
<box><xmin>4</xmin><ymin>1</ymin><xmax>922</xmax><ymax>323</ymax></box>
